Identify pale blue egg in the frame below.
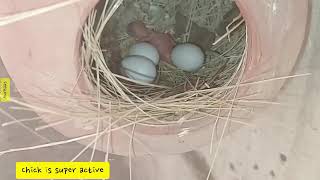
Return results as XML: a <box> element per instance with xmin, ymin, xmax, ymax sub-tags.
<box><xmin>171</xmin><ymin>43</ymin><xmax>205</xmax><ymax>72</ymax></box>
<box><xmin>128</xmin><ymin>42</ymin><xmax>160</xmax><ymax>65</ymax></box>
<box><xmin>121</xmin><ymin>55</ymin><xmax>157</xmax><ymax>83</ymax></box>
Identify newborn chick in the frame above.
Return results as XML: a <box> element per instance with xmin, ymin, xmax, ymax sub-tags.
<box><xmin>127</xmin><ymin>21</ymin><xmax>176</xmax><ymax>63</ymax></box>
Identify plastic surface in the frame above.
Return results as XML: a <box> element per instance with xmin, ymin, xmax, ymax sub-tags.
<box><xmin>0</xmin><ymin>0</ymin><xmax>309</xmax><ymax>156</ymax></box>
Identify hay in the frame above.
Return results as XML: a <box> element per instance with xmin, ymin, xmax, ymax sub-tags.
<box><xmin>80</xmin><ymin>0</ymin><xmax>247</xmax><ymax>128</ymax></box>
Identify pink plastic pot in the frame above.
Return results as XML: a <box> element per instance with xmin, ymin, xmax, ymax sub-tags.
<box><xmin>0</xmin><ymin>0</ymin><xmax>309</xmax><ymax>156</ymax></box>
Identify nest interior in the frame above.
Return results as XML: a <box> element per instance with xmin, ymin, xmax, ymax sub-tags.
<box><xmin>81</xmin><ymin>0</ymin><xmax>247</xmax><ymax>128</ymax></box>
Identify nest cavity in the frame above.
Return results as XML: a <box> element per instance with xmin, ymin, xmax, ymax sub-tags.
<box><xmin>81</xmin><ymin>0</ymin><xmax>247</xmax><ymax>126</ymax></box>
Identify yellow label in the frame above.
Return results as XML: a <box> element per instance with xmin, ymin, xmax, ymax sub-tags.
<box><xmin>0</xmin><ymin>78</ymin><xmax>10</xmax><ymax>102</ymax></box>
<box><xmin>16</xmin><ymin>162</ymin><xmax>110</xmax><ymax>179</ymax></box>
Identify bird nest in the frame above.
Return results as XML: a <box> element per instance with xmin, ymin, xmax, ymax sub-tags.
<box><xmin>81</xmin><ymin>0</ymin><xmax>247</xmax><ymax>127</ymax></box>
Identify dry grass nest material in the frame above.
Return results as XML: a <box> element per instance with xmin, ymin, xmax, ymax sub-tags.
<box><xmin>81</xmin><ymin>0</ymin><xmax>247</xmax><ymax>127</ymax></box>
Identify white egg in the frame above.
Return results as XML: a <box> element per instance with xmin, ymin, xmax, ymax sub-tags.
<box><xmin>128</xmin><ymin>42</ymin><xmax>160</xmax><ymax>65</ymax></box>
<box><xmin>121</xmin><ymin>55</ymin><xmax>157</xmax><ymax>83</ymax></box>
<box><xmin>171</xmin><ymin>43</ymin><xmax>205</xmax><ymax>72</ymax></box>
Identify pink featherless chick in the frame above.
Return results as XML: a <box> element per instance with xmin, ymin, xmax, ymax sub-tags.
<box><xmin>127</xmin><ymin>21</ymin><xmax>176</xmax><ymax>63</ymax></box>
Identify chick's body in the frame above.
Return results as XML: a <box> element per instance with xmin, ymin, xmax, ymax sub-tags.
<box><xmin>127</xmin><ymin>21</ymin><xmax>176</xmax><ymax>63</ymax></box>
